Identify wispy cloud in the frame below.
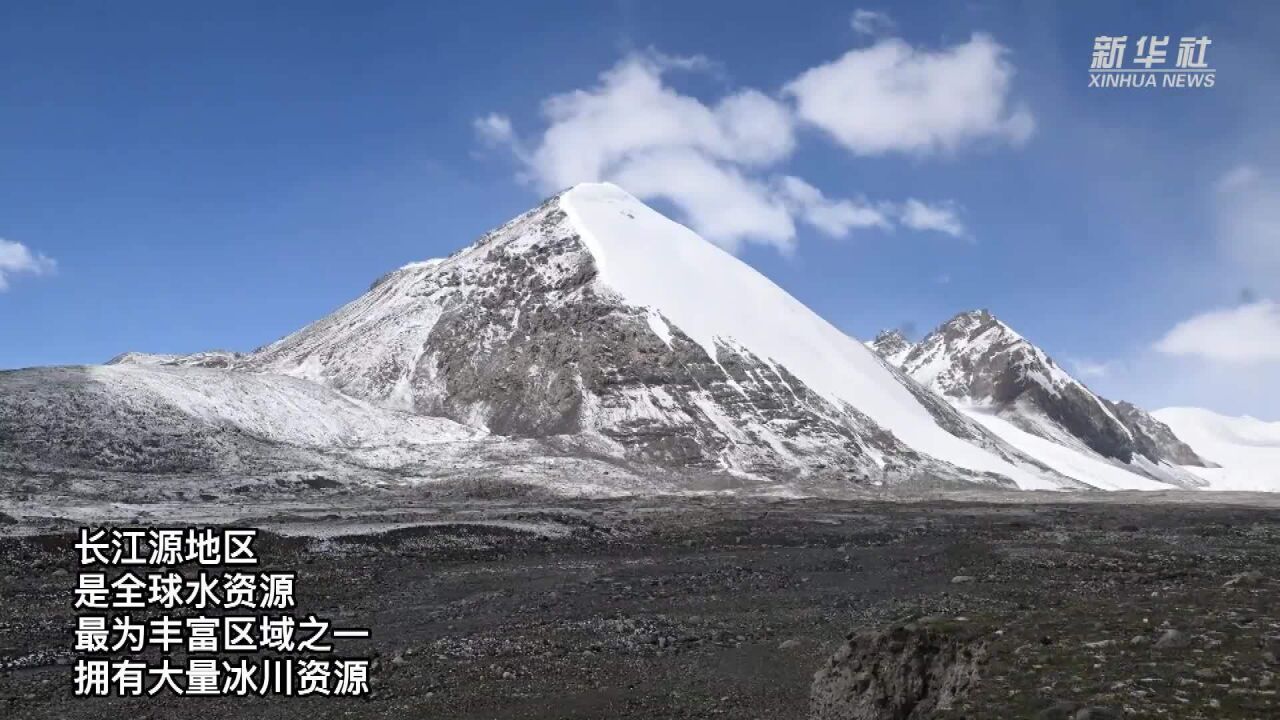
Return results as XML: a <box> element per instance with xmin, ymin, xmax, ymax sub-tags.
<box><xmin>473</xmin><ymin>113</ymin><xmax>516</xmax><ymax>147</ymax></box>
<box><xmin>0</xmin><ymin>238</ymin><xmax>56</xmax><ymax>292</ymax></box>
<box><xmin>898</xmin><ymin>199</ymin><xmax>967</xmax><ymax>238</ymax></box>
<box><xmin>1214</xmin><ymin>165</ymin><xmax>1280</xmax><ymax>295</ymax></box>
<box><xmin>1155</xmin><ymin>300</ymin><xmax>1280</xmax><ymax>364</ymax></box>
<box><xmin>1068</xmin><ymin>357</ymin><xmax>1115</xmax><ymax>379</ymax></box>
<box><xmin>776</xmin><ymin>176</ymin><xmax>891</xmax><ymax>237</ymax></box>
<box><xmin>850</xmin><ymin>9</ymin><xmax>895</xmax><ymax>37</ymax></box>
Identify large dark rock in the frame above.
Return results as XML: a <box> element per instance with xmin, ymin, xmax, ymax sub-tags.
<box><xmin>811</xmin><ymin>622</ymin><xmax>988</xmax><ymax>720</ymax></box>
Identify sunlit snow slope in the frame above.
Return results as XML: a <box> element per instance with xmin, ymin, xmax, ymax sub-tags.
<box><xmin>1153</xmin><ymin>408</ymin><xmax>1280</xmax><ymax>491</ymax></box>
<box><xmin>963</xmin><ymin>410</ymin><xmax>1174</xmax><ymax>490</ymax></box>
<box><xmin>563</xmin><ymin>183</ymin><xmax>1053</xmax><ymax>488</ymax></box>
<box><xmin>216</xmin><ymin>182</ymin><xmax>1071</xmax><ymax>487</ymax></box>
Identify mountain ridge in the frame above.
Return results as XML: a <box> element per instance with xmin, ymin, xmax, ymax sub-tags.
<box><xmin>22</xmin><ymin>183</ymin><xmax>1078</xmax><ymax>491</ymax></box>
<box><xmin>868</xmin><ymin>309</ymin><xmax>1209</xmax><ymax>489</ymax></box>
<box><xmin>11</xmin><ymin>182</ymin><xmax>1259</xmax><ymax>495</ymax></box>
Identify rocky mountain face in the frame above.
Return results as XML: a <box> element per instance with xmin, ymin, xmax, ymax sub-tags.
<box><xmin>869</xmin><ymin>310</ymin><xmax>1209</xmax><ymax>487</ymax></box>
<box><xmin>1109</xmin><ymin>400</ymin><xmax>1211</xmax><ymax>468</ymax></box>
<box><xmin>25</xmin><ymin>183</ymin><xmax>1078</xmax><ymax>492</ymax></box>
<box><xmin>866</xmin><ymin>330</ymin><xmax>915</xmax><ymax>366</ymax></box>
<box><xmin>228</xmin><ymin>185</ymin><xmax>1062</xmax><ymax>487</ymax></box>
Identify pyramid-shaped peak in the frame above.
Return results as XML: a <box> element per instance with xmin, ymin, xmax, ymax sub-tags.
<box><xmin>563</xmin><ymin>180</ymin><xmax>633</xmax><ymax>198</ymax></box>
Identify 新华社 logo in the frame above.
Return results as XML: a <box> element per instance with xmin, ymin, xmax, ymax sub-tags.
<box><xmin>1089</xmin><ymin>35</ymin><xmax>1215</xmax><ymax>88</ymax></box>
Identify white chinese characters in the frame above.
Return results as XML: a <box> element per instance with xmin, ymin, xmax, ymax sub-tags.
<box><xmin>1089</xmin><ymin>34</ymin><xmax>1215</xmax><ymax>88</ymax></box>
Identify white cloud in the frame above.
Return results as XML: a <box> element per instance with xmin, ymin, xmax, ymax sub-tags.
<box><xmin>473</xmin><ymin>113</ymin><xmax>516</xmax><ymax>146</ymax></box>
<box><xmin>611</xmin><ymin>149</ymin><xmax>797</xmax><ymax>252</ymax></box>
<box><xmin>713</xmin><ymin>90</ymin><xmax>797</xmax><ymax>165</ymax></box>
<box><xmin>1068</xmin><ymin>358</ymin><xmax>1114</xmax><ymax>379</ymax></box>
<box><xmin>474</xmin><ymin>52</ymin><xmax>803</xmax><ymax>250</ymax></box>
<box><xmin>1155</xmin><ymin>300</ymin><xmax>1280</xmax><ymax>364</ymax></box>
<box><xmin>0</xmin><ymin>239</ymin><xmax>56</xmax><ymax>291</ymax></box>
<box><xmin>478</xmin><ymin>38</ymin><xmax>1032</xmax><ymax>251</ymax></box>
<box><xmin>784</xmin><ymin>34</ymin><xmax>1034</xmax><ymax>156</ymax></box>
<box><xmin>776</xmin><ymin>176</ymin><xmax>890</xmax><ymax>237</ymax></box>
<box><xmin>525</xmin><ymin>53</ymin><xmax>795</xmax><ymax>194</ymax></box>
<box><xmin>1217</xmin><ymin>165</ymin><xmax>1260</xmax><ymax>192</ymax></box>
<box><xmin>898</xmin><ymin>198</ymin><xmax>966</xmax><ymax>237</ymax></box>
<box><xmin>851</xmin><ymin>9</ymin><xmax>895</xmax><ymax>36</ymax></box>
<box><xmin>1097</xmin><ymin>166</ymin><xmax>1280</xmax><ymax>417</ymax></box>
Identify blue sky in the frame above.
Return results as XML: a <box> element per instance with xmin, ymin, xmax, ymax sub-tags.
<box><xmin>3</xmin><ymin>1</ymin><xmax>1279</xmax><ymax>417</ymax></box>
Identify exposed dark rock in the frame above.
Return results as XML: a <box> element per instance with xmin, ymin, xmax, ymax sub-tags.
<box><xmin>1109</xmin><ymin>400</ymin><xmax>1212</xmax><ymax>467</ymax></box>
<box><xmin>811</xmin><ymin>622</ymin><xmax>987</xmax><ymax>720</ymax></box>
<box><xmin>874</xmin><ymin>310</ymin><xmax>1209</xmax><ymax>487</ymax></box>
<box><xmin>867</xmin><ymin>330</ymin><xmax>914</xmax><ymax>364</ymax></box>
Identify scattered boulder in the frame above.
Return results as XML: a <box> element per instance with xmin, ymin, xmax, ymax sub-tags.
<box><xmin>1154</xmin><ymin>629</ymin><xmax>1190</xmax><ymax>649</ymax></box>
<box><xmin>1224</xmin><ymin>570</ymin><xmax>1264</xmax><ymax>588</ymax></box>
<box><xmin>1034</xmin><ymin>701</ymin><xmax>1079</xmax><ymax>720</ymax></box>
<box><xmin>810</xmin><ymin>621</ymin><xmax>987</xmax><ymax>720</ymax></box>
<box><xmin>1262</xmin><ymin>636</ymin><xmax>1280</xmax><ymax>666</ymax></box>
<box><xmin>950</xmin><ymin>575</ymin><xmax>977</xmax><ymax>585</ymax></box>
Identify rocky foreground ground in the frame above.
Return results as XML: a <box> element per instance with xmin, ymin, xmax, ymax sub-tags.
<box><xmin>1</xmin><ymin>492</ymin><xmax>1278</xmax><ymax>719</ymax></box>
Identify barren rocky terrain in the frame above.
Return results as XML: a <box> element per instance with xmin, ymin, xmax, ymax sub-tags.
<box><xmin>1</xmin><ymin>491</ymin><xmax>1278</xmax><ymax>719</ymax></box>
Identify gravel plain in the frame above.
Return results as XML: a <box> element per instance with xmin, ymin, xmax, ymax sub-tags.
<box><xmin>1</xmin><ymin>490</ymin><xmax>1278</xmax><ymax>719</ymax></box>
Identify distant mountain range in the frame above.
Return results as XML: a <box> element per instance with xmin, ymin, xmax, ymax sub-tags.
<box><xmin>2</xmin><ymin>184</ymin><xmax>1274</xmax><ymax>494</ymax></box>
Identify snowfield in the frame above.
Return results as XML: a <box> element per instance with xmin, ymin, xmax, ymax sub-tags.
<box><xmin>962</xmin><ymin>410</ymin><xmax>1174</xmax><ymax>491</ymax></box>
<box><xmin>1153</xmin><ymin>407</ymin><xmax>1280</xmax><ymax>491</ymax></box>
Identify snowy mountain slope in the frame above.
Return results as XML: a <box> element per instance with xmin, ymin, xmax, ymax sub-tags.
<box><xmin>1153</xmin><ymin>408</ymin><xmax>1280</xmax><ymax>491</ymax></box>
<box><xmin>7</xmin><ymin>182</ymin><xmax>1259</xmax><ymax>495</ymax></box>
<box><xmin>962</xmin><ymin>410</ymin><xmax>1175</xmax><ymax>491</ymax></box>
<box><xmin>225</xmin><ymin>183</ymin><xmax>1068</xmax><ymax>488</ymax></box>
<box><xmin>1109</xmin><ymin>400</ymin><xmax>1210</xmax><ymax>467</ymax></box>
<box><xmin>0</xmin><ymin>364</ymin><xmax>478</xmax><ymax>475</ymax></box>
<box><xmin>878</xmin><ymin>311</ymin><xmax>1207</xmax><ymax>481</ymax></box>
<box><xmin>108</xmin><ymin>350</ymin><xmax>244</xmax><ymax>368</ymax></box>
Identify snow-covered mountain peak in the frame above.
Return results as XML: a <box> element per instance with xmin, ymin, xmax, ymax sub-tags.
<box><xmin>894</xmin><ymin>309</ymin><xmax>1074</xmax><ymax>399</ymax></box>
<box><xmin>868</xmin><ymin>309</ymin><xmax>1210</xmax><ymax>487</ymax></box>
<box><xmin>7</xmin><ymin>183</ymin><xmax>1270</xmax><ymax>495</ymax></box>
<box><xmin>221</xmin><ymin>185</ymin><xmax>1077</xmax><ymax>487</ymax></box>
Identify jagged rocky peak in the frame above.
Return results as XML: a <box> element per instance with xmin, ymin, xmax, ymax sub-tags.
<box><xmin>897</xmin><ymin>308</ymin><xmax>1068</xmax><ymax>402</ymax></box>
<box><xmin>867</xmin><ymin>329</ymin><xmax>915</xmax><ymax>365</ymax></box>
<box><xmin>897</xmin><ymin>309</ymin><xmax>1209</xmax><ymax>473</ymax></box>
